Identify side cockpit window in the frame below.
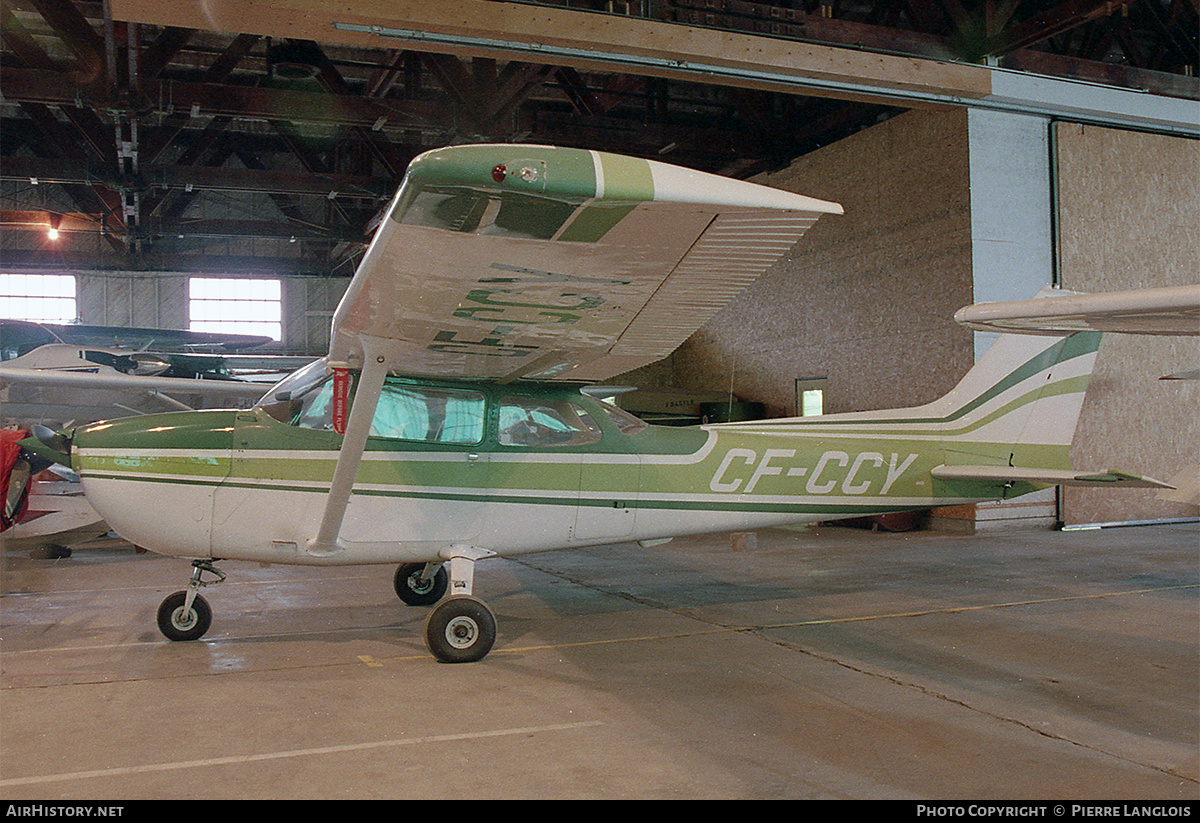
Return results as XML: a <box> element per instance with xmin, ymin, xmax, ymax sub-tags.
<box><xmin>498</xmin><ymin>396</ymin><xmax>601</xmax><ymax>448</ymax></box>
<box><xmin>371</xmin><ymin>384</ymin><xmax>485</xmax><ymax>444</ymax></box>
<box><xmin>595</xmin><ymin>399</ymin><xmax>647</xmax><ymax>436</ymax></box>
<box><xmin>261</xmin><ymin>363</ymin><xmax>485</xmax><ymax>445</ymax></box>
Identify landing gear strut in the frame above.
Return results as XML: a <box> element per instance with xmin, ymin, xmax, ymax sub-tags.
<box><xmin>157</xmin><ymin>560</ymin><xmax>225</xmax><ymax>641</ymax></box>
<box><xmin>396</xmin><ymin>548</ymin><xmax>497</xmax><ymax>663</ymax></box>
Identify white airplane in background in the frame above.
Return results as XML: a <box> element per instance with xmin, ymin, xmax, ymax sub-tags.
<box><xmin>13</xmin><ymin>144</ymin><xmax>1172</xmax><ymax>663</ymax></box>
<box><xmin>954</xmin><ymin>285</ymin><xmax>1200</xmax><ymax>338</ymax></box>
<box><xmin>956</xmin><ymin>284</ymin><xmax>1200</xmax><ymax>380</ymax></box>
<box><xmin>0</xmin><ymin>319</ymin><xmax>304</xmax><ymax>425</ymax></box>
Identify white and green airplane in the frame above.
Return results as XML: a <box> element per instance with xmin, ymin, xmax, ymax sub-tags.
<box><xmin>16</xmin><ymin>144</ymin><xmax>1172</xmax><ymax>663</ymax></box>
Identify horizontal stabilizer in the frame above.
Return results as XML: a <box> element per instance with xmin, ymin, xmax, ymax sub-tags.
<box><xmin>932</xmin><ymin>465</ymin><xmax>1175</xmax><ymax>490</ymax></box>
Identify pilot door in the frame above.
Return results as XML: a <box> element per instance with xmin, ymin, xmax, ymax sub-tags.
<box><xmin>210</xmin><ymin>375</ymin><xmax>492</xmax><ymax>560</ymax></box>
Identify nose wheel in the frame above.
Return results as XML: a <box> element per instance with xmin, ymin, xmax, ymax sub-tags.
<box><xmin>394</xmin><ymin>562</ymin><xmax>448</xmax><ymax>605</ymax></box>
<box><xmin>157</xmin><ymin>560</ymin><xmax>225</xmax><ymax>641</ymax></box>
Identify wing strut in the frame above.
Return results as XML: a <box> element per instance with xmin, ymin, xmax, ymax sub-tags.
<box><xmin>307</xmin><ymin>335</ymin><xmax>394</xmax><ymax>555</ymax></box>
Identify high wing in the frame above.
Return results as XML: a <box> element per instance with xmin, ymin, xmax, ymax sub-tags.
<box><xmin>954</xmin><ymin>285</ymin><xmax>1200</xmax><ymax>337</ymax></box>
<box><xmin>330</xmin><ymin>144</ymin><xmax>843</xmax><ymax>382</ymax></box>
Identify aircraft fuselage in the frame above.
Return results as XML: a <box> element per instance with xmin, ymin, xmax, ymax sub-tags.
<box><xmin>68</xmin><ymin>373</ymin><xmax>1029</xmax><ymax>566</ymax></box>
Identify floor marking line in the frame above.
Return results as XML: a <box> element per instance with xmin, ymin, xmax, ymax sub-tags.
<box><xmin>352</xmin><ymin>584</ymin><xmax>1199</xmax><ymax>665</ymax></box>
<box><xmin>486</xmin><ymin>583</ymin><xmax>1200</xmax><ymax>656</ymax></box>
<box><xmin>0</xmin><ymin>721</ymin><xmax>605</xmax><ymax>788</ymax></box>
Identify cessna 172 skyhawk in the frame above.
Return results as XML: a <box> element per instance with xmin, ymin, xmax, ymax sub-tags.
<box><xmin>17</xmin><ymin>144</ymin><xmax>1171</xmax><ymax>663</ymax></box>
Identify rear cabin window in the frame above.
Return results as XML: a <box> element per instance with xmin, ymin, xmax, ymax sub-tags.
<box><xmin>595</xmin><ymin>399</ymin><xmax>648</xmax><ymax>436</ymax></box>
<box><xmin>498</xmin><ymin>396</ymin><xmax>602</xmax><ymax>448</ymax></box>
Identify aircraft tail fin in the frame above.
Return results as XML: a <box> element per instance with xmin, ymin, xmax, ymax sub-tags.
<box><xmin>923</xmin><ymin>331</ymin><xmax>1172</xmax><ymax>491</ymax></box>
<box><xmin>718</xmin><ymin>330</ymin><xmax>1173</xmax><ymax>493</ymax></box>
<box><xmin>932</xmin><ymin>331</ymin><xmax>1101</xmax><ymax>462</ymax></box>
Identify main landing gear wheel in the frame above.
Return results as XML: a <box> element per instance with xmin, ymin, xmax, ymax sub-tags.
<box><xmin>394</xmin><ymin>563</ymin><xmax>448</xmax><ymax>606</ymax></box>
<box><xmin>424</xmin><ymin>596</ymin><xmax>496</xmax><ymax>663</ymax></box>
<box><xmin>157</xmin><ymin>591</ymin><xmax>212</xmax><ymax>641</ymax></box>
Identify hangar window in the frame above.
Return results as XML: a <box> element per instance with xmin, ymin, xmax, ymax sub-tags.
<box><xmin>0</xmin><ymin>274</ymin><xmax>76</xmax><ymax>323</ymax></box>
<box><xmin>795</xmin><ymin>377</ymin><xmax>828</xmax><ymax>417</ymax></box>
<box><xmin>189</xmin><ymin>277</ymin><xmax>282</xmax><ymax>341</ymax></box>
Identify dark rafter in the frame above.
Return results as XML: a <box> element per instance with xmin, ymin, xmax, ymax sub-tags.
<box><xmin>1</xmin><ymin>0</ymin><xmax>1195</xmax><ymax>276</ymax></box>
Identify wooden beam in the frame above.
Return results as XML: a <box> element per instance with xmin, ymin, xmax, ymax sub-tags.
<box><xmin>108</xmin><ymin>0</ymin><xmax>991</xmax><ymax>106</ymax></box>
<box><xmin>0</xmin><ymin>156</ymin><xmax>388</xmax><ymax>199</ymax></box>
<box><xmin>1</xmin><ymin>66</ymin><xmax>448</xmax><ymax>130</ymax></box>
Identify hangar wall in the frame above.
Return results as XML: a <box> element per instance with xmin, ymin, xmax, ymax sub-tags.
<box><xmin>638</xmin><ymin>107</ymin><xmax>1199</xmax><ymax>531</ymax></box>
<box><xmin>1054</xmin><ymin>124</ymin><xmax>1200</xmax><ymax>526</ymax></box>
<box><xmin>654</xmin><ymin>107</ymin><xmax>977</xmax><ymax>419</ymax></box>
<box><xmin>76</xmin><ymin>272</ymin><xmax>348</xmax><ymax>356</ymax></box>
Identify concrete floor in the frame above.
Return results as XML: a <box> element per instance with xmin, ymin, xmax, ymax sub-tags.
<box><xmin>1</xmin><ymin>521</ymin><xmax>1196</xmax><ymax>800</ymax></box>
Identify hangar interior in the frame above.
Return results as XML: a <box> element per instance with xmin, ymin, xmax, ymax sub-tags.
<box><xmin>3</xmin><ymin>0</ymin><xmax>1197</xmax><ymax>533</ymax></box>
<box><xmin>1</xmin><ymin>0</ymin><xmax>1198</xmax><ymax>802</ymax></box>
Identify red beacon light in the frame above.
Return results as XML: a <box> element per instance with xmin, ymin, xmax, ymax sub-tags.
<box><xmin>491</xmin><ymin>164</ymin><xmax>507</xmax><ymax>183</ymax></box>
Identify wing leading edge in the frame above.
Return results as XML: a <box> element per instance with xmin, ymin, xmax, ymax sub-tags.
<box><xmin>330</xmin><ymin>144</ymin><xmax>842</xmax><ymax>382</ymax></box>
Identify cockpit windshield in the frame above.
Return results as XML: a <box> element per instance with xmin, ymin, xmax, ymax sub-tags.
<box><xmin>258</xmin><ymin>359</ymin><xmax>335</xmax><ymax>428</ymax></box>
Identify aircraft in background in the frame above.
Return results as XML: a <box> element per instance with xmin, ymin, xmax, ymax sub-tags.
<box><xmin>954</xmin><ymin>285</ymin><xmax>1200</xmax><ymax>338</ymax></box>
<box><xmin>14</xmin><ymin>144</ymin><xmax>1172</xmax><ymax>663</ymax></box>
<box><xmin>0</xmin><ymin>320</ymin><xmax>308</xmax><ymax>555</ymax></box>
<box><xmin>0</xmin><ymin>319</ymin><xmax>309</xmax><ymax>424</ymax></box>
<box><xmin>955</xmin><ymin>284</ymin><xmax>1199</xmax><ymax>381</ymax></box>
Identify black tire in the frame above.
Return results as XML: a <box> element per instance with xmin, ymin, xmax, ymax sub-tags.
<box><xmin>30</xmin><ymin>543</ymin><xmax>71</xmax><ymax>559</ymax></box>
<box><xmin>394</xmin><ymin>563</ymin><xmax>448</xmax><ymax>606</ymax></box>
<box><xmin>424</xmin><ymin>596</ymin><xmax>496</xmax><ymax>663</ymax></box>
<box><xmin>157</xmin><ymin>591</ymin><xmax>212</xmax><ymax>641</ymax></box>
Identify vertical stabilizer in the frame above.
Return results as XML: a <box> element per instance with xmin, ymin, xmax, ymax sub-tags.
<box><xmin>932</xmin><ymin>331</ymin><xmax>1102</xmax><ymax>470</ymax></box>
<box><xmin>928</xmin><ymin>331</ymin><xmax>1171</xmax><ymax>490</ymax></box>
